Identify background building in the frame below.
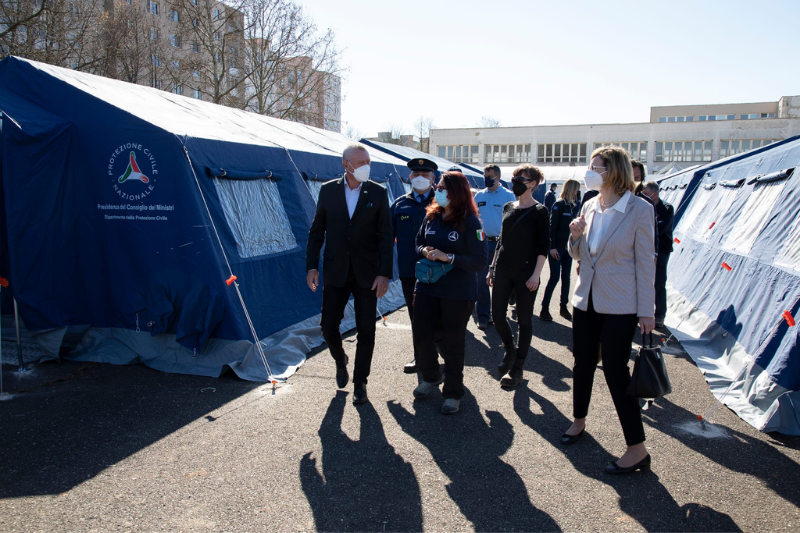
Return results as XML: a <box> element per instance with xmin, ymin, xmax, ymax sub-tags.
<box><xmin>430</xmin><ymin>96</ymin><xmax>800</xmax><ymax>177</ymax></box>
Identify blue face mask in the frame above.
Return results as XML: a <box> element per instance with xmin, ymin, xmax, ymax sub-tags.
<box><xmin>484</xmin><ymin>176</ymin><xmax>495</xmax><ymax>188</ymax></box>
<box><xmin>435</xmin><ymin>189</ymin><xmax>450</xmax><ymax>207</ymax></box>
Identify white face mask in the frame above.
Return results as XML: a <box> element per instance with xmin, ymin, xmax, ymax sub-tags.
<box><xmin>349</xmin><ymin>163</ymin><xmax>370</xmax><ymax>183</ymax></box>
<box><xmin>583</xmin><ymin>169</ymin><xmax>605</xmax><ymax>191</ymax></box>
<box><xmin>411</xmin><ymin>176</ymin><xmax>430</xmax><ymax>191</ymax></box>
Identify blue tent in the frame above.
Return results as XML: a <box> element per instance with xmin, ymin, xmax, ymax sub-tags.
<box><xmin>0</xmin><ymin>56</ymin><xmax>410</xmax><ymax>381</ymax></box>
<box><xmin>657</xmin><ymin>136</ymin><xmax>800</xmax><ymax>434</ymax></box>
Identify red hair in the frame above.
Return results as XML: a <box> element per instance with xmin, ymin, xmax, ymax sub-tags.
<box><xmin>426</xmin><ymin>171</ymin><xmax>478</xmax><ymax>231</ymax></box>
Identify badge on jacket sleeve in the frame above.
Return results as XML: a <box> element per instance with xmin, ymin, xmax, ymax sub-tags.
<box><xmin>476</xmin><ymin>229</ymin><xmax>485</xmax><ymax>241</ymax></box>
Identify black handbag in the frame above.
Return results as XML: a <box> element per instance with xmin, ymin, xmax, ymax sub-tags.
<box><xmin>627</xmin><ymin>333</ymin><xmax>672</xmax><ymax>398</ymax></box>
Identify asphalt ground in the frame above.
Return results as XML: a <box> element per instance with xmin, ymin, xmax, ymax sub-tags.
<box><xmin>1</xmin><ymin>264</ymin><xmax>799</xmax><ymax>532</ymax></box>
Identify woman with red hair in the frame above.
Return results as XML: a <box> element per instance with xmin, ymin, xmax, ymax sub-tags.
<box><xmin>411</xmin><ymin>171</ymin><xmax>487</xmax><ymax>414</ymax></box>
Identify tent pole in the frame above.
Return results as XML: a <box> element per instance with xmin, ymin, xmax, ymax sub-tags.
<box><xmin>13</xmin><ymin>298</ymin><xmax>25</xmax><ymax>372</ymax></box>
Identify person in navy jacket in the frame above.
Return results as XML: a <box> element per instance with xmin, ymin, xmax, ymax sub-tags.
<box><xmin>391</xmin><ymin>158</ymin><xmax>437</xmax><ymax>373</ymax></box>
<box><xmin>411</xmin><ymin>171</ymin><xmax>487</xmax><ymax>414</ymax></box>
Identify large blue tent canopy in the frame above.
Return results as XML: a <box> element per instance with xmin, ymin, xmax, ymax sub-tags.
<box><xmin>0</xmin><ymin>56</ymin><xmax>409</xmax><ymax>380</ymax></box>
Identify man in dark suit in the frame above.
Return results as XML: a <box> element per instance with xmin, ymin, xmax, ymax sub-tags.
<box><xmin>306</xmin><ymin>143</ymin><xmax>393</xmax><ymax>404</ymax></box>
<box><xmin>642</xmin><ymin>181</ymin><xmax>674</xmax><ymax>328</ymax></box>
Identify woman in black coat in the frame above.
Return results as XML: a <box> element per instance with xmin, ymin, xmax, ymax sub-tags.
<box><xmin>486</xmin><ymin>164</ymin><xmax>549</xmax><ymax>388</ymax></box>
<box><xmin>540</xmin><ymin>178</ymin><xmax>581</xmax><ymax>321</ymax></box>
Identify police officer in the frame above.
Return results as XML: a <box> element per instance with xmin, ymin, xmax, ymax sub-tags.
<box><xmin>391</xmin><ymin>158</ymin><xmax>437</xmax><ymax>373</ymax></box>
<box><xmin>544</xmin><ymin>183</ymin><xmax>558</xmax><ymax>212</ymax></box>
<box><xmin>641</xmin><ymin>181</ymin><xmax>674</xmax><ymax>328</ymax></box>
<box><xmin>473</xmin><ymin>165</ymin><xmax>516</xmax><ymax>330</ymax></box>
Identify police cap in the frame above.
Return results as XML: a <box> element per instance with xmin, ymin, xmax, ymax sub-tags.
<box><xmin>407</xmin><ymin>158</ymin><xmax>438</xmax><ymax>172</ymax></box>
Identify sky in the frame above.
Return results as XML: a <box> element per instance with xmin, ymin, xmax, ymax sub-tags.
<box><xmin>297</xmin><ymin>0</ymin><xmax>800</xmax><ymax>138</ymax></box>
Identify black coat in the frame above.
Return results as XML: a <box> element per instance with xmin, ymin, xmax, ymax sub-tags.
<box><xmin>306</xmin><ymin>178</ymin><xmax>394</xmax><ymax>288</ymax></box>
<box><xmin>655</xmin><ymin>199</ymin><xmax>674</xmax><ymax>254</ymax></box>
<box><xmin>549</xmin><ymin>198</ymin><xmax>580</xmax><ymax>250</ymax></box>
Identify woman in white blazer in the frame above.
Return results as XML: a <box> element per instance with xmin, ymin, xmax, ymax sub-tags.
<box><xmin>561</xmin><ymin>146</ymin><xmax>656</xmax><ymax>475</ymax></box>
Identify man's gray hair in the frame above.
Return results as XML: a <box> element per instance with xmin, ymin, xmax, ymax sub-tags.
<box><xmin>343</xmin><ymin>143</ymin><xmax>368</xmax><ymax>161</ymax></box>
<box><xmin>644</xmin><ymin>181</ymin><xmax>660</xmax><ymax>194</ymax></box>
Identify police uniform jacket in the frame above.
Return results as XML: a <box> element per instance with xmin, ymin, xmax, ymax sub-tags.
<box><xmin>414</xmin><ymin>213</ymin><xmax>487</xmax><ymax>301</ymax></box>
<box><xmin>549</xmin><ymin>198</ymin><xmax>581</xmax><ymax>251</ymax></box>
<box><xmin>655</xmin><ymin>200</ymin><xmax>674</xmax><ymax>254</ymax></box>
<box><xmin>391</xmin><ymin>190</ymin><xmax>434</xmax><ymax>278</ymax></box>
<box><xmin>306</xmin><ymin>177</ymin><xmax>394</xmax><ymax>288</ymax></box>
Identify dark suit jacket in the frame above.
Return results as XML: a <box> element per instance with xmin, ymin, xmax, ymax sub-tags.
<box><xmin>306</xmin><ymin>177</ymin><xmax>394</xmax><ymax>288</ymax></box>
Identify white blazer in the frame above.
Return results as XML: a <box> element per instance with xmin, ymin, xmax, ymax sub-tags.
<box><xmin>568</xmin><ymin>193</ymin><xmax>656</xmax><ymax>317</ymax></box>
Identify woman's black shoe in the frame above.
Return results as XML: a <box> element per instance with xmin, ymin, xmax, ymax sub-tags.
<box><xmin>605</xmin><ymin>454</ymin><xmax>651</xmax><ymax>475</ymax></box>
<box><xmin>539</xmin><ymin>308</ymin><xmax>553</xmax><ymax>322</ymax></box>
<box><xmin>560</xmin><ymin>428</ymin><xmax>585</xmax><ymax>445</ymax></box>
<box><xmin>560</xmin><ymin>304</ymin><xmax>573</xmax><ymax>321</ymax></box>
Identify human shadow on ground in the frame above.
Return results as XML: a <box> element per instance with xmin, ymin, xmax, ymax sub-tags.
<box><xmin>388</xmin><ymin>389</ymin><xmax>561</xmax><ymax>532</ymax></box>
<box><xmin>514</xmin><ymin>384</ymin><xmax>741</xmax><ymax>532</ymax></box>
<box><xmin>300</xmin><ymin>391</ymin><xmax>423</xmax><ymax>532</ymax></box>
<box><xmin>0</xmin><ymin>360</ymin><xmax>262</xmax><ymax>498</ymax></box>
<box><xmin>643</xmin><ymin>397</ymin><xmax>800</xmax><ymax>510</ymax></box>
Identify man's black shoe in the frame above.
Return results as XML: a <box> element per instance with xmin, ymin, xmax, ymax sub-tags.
<box><xmin>353</xmin><ymin>383</ymin><xmax>368</xmax><ymax>404</ymax></box>
<box><xmin>404</xmin><ymin>359</ymin><xmax>417</xmax><ymax>374</ymax></box>
<box><xmin>560</xmin><ymin>304</ymin><xmax>573</xmax><ymax>321</ymax></box>
<box><xmin>335</xmin><ymin>356</ymin><xmax>349</xmax><ymax>389</ymax></box>
<box><xmin>539</xmin><ymin>308</ymin><xmax>553</xmax><ymax>322</ymax></box>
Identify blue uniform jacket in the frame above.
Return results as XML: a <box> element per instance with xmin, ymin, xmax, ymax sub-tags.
<box><xmin>391</xmin><ymin>190</ymin><xmax>434</xmax><ymax>278</ymax></box>
<box><xmin>414</xmin><ymin>213</ymin><xmax>487</xmax><ymax>301</ymax></box>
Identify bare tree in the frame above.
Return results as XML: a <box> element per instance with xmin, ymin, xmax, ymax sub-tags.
<box><xmin>174</xmin><ymin>0</ymin><xmax>250</xmax><ymax>106</ymax></box>
<box><xmin>378</xmin><ymin>124</ymin><xmax>410</xmax><ymax>146</ymax></box>
<box><xmin>342</xmin><ymin>123</ymin><xmax>363</xmax><ymax>141</ymax></box>
<box><xmin>413</xmin><ymin>115</ymin><xmax>434</xmax><ymax>152</ymax></box>
<box><xmin>0</xmin><ymin>0</ymin><xmax>105</xmax><ymax>70</ymax></box>
<box><xmin>478</xmin><ymin>116</ymin><xmax>502</xmax><ymax>128</ymax></box>
<box><xmin>241</xmin><ymin>0</ymin><xmax>342</xmax><ymax>128</ymax></box>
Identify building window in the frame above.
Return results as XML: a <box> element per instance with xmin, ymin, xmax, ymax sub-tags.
<box><xmin>151</xmin><ymin>54</ymin><xmax>160</xmax><ymax>66</ymax></box>
<box><xmin>193</xmin><ymin>88</ymin><xmax>201</xmax><ymax>99</ymax></box>
<box><xmin>593</xmin><ymin>142</ymin><xmax>647</xmax><ymax>163</ymax></box>
<box><xmin>658</xmin><ymin>115</ymin><xmax>694</xmax><ymax>123</ymax></box>
<box><xmin>170</xmin><ymin>59</ymin><xmax>180</xmax><ymax>70</ymax></box>
<box><xmin>193</xmin><ymin>69</ymin><xmax>199</xmax><ymax>77</ymax></box>
<box><xmin>192</xmin><ymin>41</ymin><xmax>199</xmax><ymax>53</ymax></box>
<box><xmin>213</xmin><ymin>8</ymin><xmax>220</xmax><ymax>19</ymax></box>
<box><xmin>536</xmin><ymin>143</ymin><xmax>585</xmax><ymax>164</ymax></box>
<box><xmin>719</xmin><ymin>139</ymin><xmax>776</xmax><ymax>158</ymax></box>
<box><xmin>437</xmin><ymin>145</ymin><xmax>479</xmax><ymax>164</ymax></box>
<box><xmin>169</xmin><ymin>9</ymin><xmax>178</xmax><ymax>21</ymax></box>
<box><xmin>169</xmin><ymin>34</ymin><xmax>180</xmax><ymax>47</ymax></box>
<box><xmin>484</xmin><ymin>144</ymin><xmax>531</xmax><ymax>164</ymax></box>
<box><xmin>654</xmin><ymin>141</ymin><xmax>712</xmax><ymax>162</ymax></box>
<box><xmin>147</xmin><ymin>1</ymin><xmax>158</xmax><ymax>15</ymax></box>
<box><xmin>214</xmin><ymin>31</ymin><xmax>220</xmax><ymax>41</ymax></box>
<box><xmin>149</xmin><ymin>27</ymin><xmax>158</xmax><ymax>40</ymax></box>
<box><xmin>172</xmin><ymin>84</ymin><xmax>182</xmax><ymax>95</ymax></box>
<box><xmin>150</xmin><ymin>78</ymin><xmax>162</xmax><ymax>89</ymax></box>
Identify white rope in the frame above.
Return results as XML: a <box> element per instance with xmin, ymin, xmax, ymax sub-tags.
<box><xmin>181</xmin><ymin>141</ymin><xmax>274</xmax><ymax>381</ymax></box>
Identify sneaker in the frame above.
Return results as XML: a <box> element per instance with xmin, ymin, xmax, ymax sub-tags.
<box><xmin>560</xmin><ymin>304</ymin><xmax>573</xmax><ymax>321</ymax></box>
<box><xmin>403</xmin><ymin>359</ymin><xmax>418</xmax><ymax>374</ymax></box>
<box><xmin>539</xmin><ymin>308</ymin><xmax>553</xmax><ymax>322</ymax></box>
<box><xmin>441</xmin><ymin>398</ymin><xmax>460</xmax><ymax>414</ymax></box>
<box><xmin>413</xmin><ymin>380</ymin><xmax>438</xmax><ymax>399</ymax></box>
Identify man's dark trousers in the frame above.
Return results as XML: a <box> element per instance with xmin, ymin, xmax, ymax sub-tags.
<box><xmin>476</xmin><ymin>239</ymin><xmax>498</xmax><ymax>322</ymax></box>
<box><xmin>655</xmin><ymin>252</ymin><xmax>670</xmax><ymax>321</ymax></box>
<box><xmin>321</xmin><ymin>264</ymin><xmax>377</xmax><ymax>385</ymax></box>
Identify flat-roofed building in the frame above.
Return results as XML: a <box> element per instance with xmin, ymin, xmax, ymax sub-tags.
<box><xmin>430</xmin><ymin>96</ymin><xmax>800</xmax><ymax>176</ymax></box>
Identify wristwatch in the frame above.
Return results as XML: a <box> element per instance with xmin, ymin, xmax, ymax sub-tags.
<box><xmin>447</xmin><ymin>253</ymin><xmax>454</xmax><ymax>264</ymax></box>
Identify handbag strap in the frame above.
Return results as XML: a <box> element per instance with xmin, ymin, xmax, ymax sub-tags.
<box><xmin>498</xmin><ymin>205</ymin><xmax>535</xmax><ymax>247</ymax></box>
<box><xmin>641</xmin><ymin>331</ymin><xmax>654</xmax><ymax>347</ymax></box>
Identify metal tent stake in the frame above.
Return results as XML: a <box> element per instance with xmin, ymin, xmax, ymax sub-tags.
<box><xmin>13</xmin><ymin>298</ymin><xmax>26</xmax><ymax>372</ymax></box>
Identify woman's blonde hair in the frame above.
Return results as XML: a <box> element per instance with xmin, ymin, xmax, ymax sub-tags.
<box><xmin>590</xmin><ymin>145</ymin><xmax>634</xmax><ymax>196</ymax></box>
<box><xmin>560</xmin><ymin>179</ymin><xmax>581</xmax><ymax>203</ymax></box>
